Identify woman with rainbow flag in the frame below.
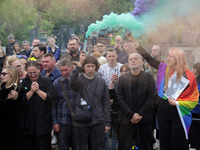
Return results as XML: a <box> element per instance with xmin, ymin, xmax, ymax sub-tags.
<box><xmin>127</xmin><ymin>33</ymin><xmax>199</xmax><ymax>150</ymax></box>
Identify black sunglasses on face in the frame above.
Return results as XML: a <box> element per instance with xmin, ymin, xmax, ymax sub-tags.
<box><xmin>1</xmin><ymin>72</ymin><xmax>8</xmax><ymax>76</ymax></box>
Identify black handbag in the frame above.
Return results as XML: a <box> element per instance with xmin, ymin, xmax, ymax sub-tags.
<box><xmin>74</xmin><ymin>104</ymin><xmax>93</xmax><ymax>122</ymax></box>
<box><xmin>74</xmin><ymin>78</ymin><xmax>98</xmax><ymax>123</ymax></box>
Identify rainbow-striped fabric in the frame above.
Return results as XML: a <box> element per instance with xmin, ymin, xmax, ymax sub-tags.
<box><xmin>157</xmin><ymin>63</ymin><xmax>199</xmax><ymax>139</ymax></box>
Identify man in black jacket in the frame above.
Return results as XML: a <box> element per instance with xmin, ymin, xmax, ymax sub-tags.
<box><xmin>117</xmin><ymin>53</ymin><xmax>155</xmax><ymax>150</ymax></box>
<box><xmin>6</xmin><ymin>35</ymin><xmax>17</xmax><ymax>56</ymax></box>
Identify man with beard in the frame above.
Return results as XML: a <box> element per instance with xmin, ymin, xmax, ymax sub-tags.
<box><xmin>146</xmin><ymin>45</ymin><xmax>163</xmax><ymax>149</ymax></box>
<box><xmin>146</xmin><ymin>45</ymin><xmax>163</xmax><ymax>80</ymax></box>
<box><xmin>68</xmin><ymin>38</ymin><xmax>80</xmax><ymax>62</ymax></box>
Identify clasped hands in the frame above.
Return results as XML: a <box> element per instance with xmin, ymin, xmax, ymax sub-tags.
<box><xmin>31</xmin><ymin>82</ymin><xmax>39</xmax><ymax>93</ymax></box>
<box><xmin>130</xmin><ymin>113</ymin><xmax>143</xmax><ymax>124</ymax></box>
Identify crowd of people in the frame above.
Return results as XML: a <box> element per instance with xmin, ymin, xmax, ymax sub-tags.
<box><xmin>0</xmin><ymin>33</ymin><xmax>200</xmax><ymax>150</ymax></box>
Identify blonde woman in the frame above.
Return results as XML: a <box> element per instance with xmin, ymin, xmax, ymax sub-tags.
<box><xmin>47</xmin><ymin>37</ymin><xmax>61</xmax><ymax>62</ymax></box>
<box><xmin>0</xmin><ymin>66</ymin><xmax>21</xmax><ymax>149</ymax></box>
<box><xmin>6</xmin><ymin>55</ymin><xmax>27</xmax><ymax>79</ymax></box>
<box><xmin>127</xmin><ymin>33</ymin><xmax>199</xmax><ymax>150</ymax></box>
<box><xmin>0</xmin><ymin>46</ymin><xmax>6</xmax><ymax>72</ymax></box>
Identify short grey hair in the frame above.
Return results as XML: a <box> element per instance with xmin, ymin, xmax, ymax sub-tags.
<box><xmin>58</xmin><ymin>58</ymin><xmax>72</xmax><ymax>67</ymax></box>
<box><xmin>128</xmin><ymin>52</ymin><xmax>143</xmax><ymax>61</ymax></box>
<box><xmin>22</xmin><ymin>40</ymin><xmax>30</xmax><ymax>45</ymax></box>
<box><xmin>8</xmin><ymin>35</ymin><xmax>14</xmax><ymax>40</ymax></box>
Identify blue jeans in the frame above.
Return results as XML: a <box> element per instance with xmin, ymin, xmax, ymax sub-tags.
<box><xmin>57</xmin><ymin>124</ymin><xmax>74</xmax><ymax>150</ymax></box>
<box><xmin>103</xmin><ymin>126</ymin><xmax>118</xmax><ymax>150</ymax></box>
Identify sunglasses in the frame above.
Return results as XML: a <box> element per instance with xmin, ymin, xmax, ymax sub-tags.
<box><xmin>1</xmin><ymin>72</ymin><xmax>8</xmax><ymax>76</ymax></box>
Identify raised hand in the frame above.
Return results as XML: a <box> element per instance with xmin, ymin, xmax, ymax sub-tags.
<box><xmin>78</xmin><ymin>50</ymin><xmax>86</xmax><ymax>67</ymax></box>
<box><xmin>125</xmin><ymin>32</ymin><xmax>139</xmax><ymax>48</ymax></box>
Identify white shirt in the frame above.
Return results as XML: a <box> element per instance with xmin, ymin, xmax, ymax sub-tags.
<box><xmin>98</xmin><ymin>63</ymin><xmax>122</xmax><ymax>86</ymax></box>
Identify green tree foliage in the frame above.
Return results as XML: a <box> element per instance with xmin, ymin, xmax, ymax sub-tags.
<box><xmin>0</xmin><ymin>0</ymin><xmax>37</xmax><ymax>45</ymax></box>
<box><xmin>47</xmin><ymin>0</ymin><xmax>133</xmax><ymax>26</ymax></box>
<box><xmin>0</xmin><ymin>0</ymin><xmax>133</xmax><ymax>45</ymax></box>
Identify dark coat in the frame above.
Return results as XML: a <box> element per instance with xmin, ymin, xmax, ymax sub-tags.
<box><xmin>0</xmin><ymin>83</ymin><xmax>26</xmax><ymax>149</ymax></box>
<box><xmin>6</xmin><ymin>41</ymin><xmax>17</xmax><ymax>56</ymax></box>
<box><xmin>0</xmin><ymin>83</ymin><xmax>20</xmax><ymax>129</ymax></box>
<box><xmin>116</xmin><ymin>71</ymin><xmax>155</xmax><ymax>124</ymax></box>
<box><xmin>21</xmin><ymin>75</ymin><xmax>55</xmax><ymax>136</ymax></box>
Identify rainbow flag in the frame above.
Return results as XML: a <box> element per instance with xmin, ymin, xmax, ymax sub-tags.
<box><xmin>157</xmin><ymin>63</ymin><xmax>199</xmax><ymax>139</ymax></box>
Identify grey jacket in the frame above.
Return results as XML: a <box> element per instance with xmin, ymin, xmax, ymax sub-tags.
<box><xmin>69</xmin><ymin>66</ymin><xmax>111</xmax><ymax>127</ymax></box>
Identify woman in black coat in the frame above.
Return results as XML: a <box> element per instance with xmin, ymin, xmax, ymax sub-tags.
<box><xmin>21</xmin><ymin>60</ymin><xmax>55</xmax><ymax>150</ymax></box>
<box><xmin>0</xmin><ymin>66</ymin><xmax>22</xmax><ymax>150</ymax></box>
<box><xmin>0</xmin><ymin>46</ymin><xmax>6</xmax><ymax>72</ymax></box>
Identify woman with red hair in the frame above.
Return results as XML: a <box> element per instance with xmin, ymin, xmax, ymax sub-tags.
<box><xmin>127</xmin><ymin>33</ymin><xmax>199</xmax><ymax>150</ymax></box>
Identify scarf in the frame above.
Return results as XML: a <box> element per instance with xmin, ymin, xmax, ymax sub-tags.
<box><xmin>157</xmin><ymin>63</ymin><xmax>199</xmax><ymax>139</ymax></box>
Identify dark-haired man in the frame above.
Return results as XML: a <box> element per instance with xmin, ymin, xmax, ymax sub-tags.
<box><xmin>68</xmin><ymin>38</ymin><xmax>80</xmax><ymax>62</ymax></box>
<box><xmin>96</xmin><ymin>41</ymin><xmax>107</xmax><ymax>57</ymax></box>
<box><xmin>26</xmin><ymin>38</ymin><xmax>40</xmax><ymax>57</ymax></box>
<box><xmin>32</xmin><ymin>44</ymin><xmax>46</xmax><ymax>72</ymax></box>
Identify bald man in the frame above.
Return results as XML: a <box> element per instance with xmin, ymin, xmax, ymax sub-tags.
<box><xmin>117</xmin><ymin>53</ymin><xmax>155</xmax><ymax>150</ymax></box>
<box><xmin>114</xmin><ymin>35</ymin><xmax>126</xmax><ymax>62</ymax></box>
<box><xmin>151</xmin><ymin>45</ymin><xmax>162</xmax><ymax>61</ymax></box>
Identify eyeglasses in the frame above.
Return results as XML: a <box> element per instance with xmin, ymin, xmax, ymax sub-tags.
<box><xmin>1</xmin><ymin>72</ymin><xmax>9</xmax><ymax>76</ymax></box>
<box><xmin>27</xmin><ymin>72</ymin><xmax>38</xmax><ymax>76</ymax></box>
<box><xmin>97</xmin><ymin>45</ymin><xmax>104</xmax><ymax>48</ymax></box>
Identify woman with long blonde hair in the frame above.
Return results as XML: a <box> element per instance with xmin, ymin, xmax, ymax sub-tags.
<box><xmin>127</xmin><ymin>33</ymin><xmax>199</xmax><ymax>150</ymax></box>
<box><xmin>0</xmin><ymin>66</ymin><xmax>21</xmax><ymax>149</ymax></box>
<box><xmin>0</xmin><ymin>46</ymin><xmax>6</xmax><ymax>72</ymax></box>
<box><xmin>6</xmin><ymin>55</ymin><xmax>27</xmax><ymax>79</ymax></box>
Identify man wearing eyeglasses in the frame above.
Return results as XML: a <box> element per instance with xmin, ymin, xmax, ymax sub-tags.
<box><xmin>96</xmin><ymin>41</ymin><xmax>107</xmax><ymax>57</ymax></box>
